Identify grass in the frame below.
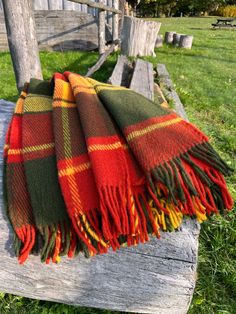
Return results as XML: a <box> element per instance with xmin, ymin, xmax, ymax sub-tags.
<box><xmin>0</xmin><ymin>16</ymin><xmax>235</xmax><ymax>314</ymax></box>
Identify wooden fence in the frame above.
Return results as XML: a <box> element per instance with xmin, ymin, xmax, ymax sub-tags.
<box><xmin>0</xmin><ymin>0</ymin><xmax>110</xmax><ymax>16</ymax></box>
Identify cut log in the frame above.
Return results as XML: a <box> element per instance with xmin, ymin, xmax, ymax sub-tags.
<box><xmin>121</xmin><ymin>16</ymin><xmax>161</xmax><ymax>57</ymax></box>
<box><xmin>107</xmin><ymin>54</ymin><xmax>132</xmax><ymax>86</ymax></box>
<box><xmin>179</xmin><ymin>35</ymin><xmax>193</xmax><ymax>49</ymax></box>
<box><xmin>164</xmin><ymin>31</ymin><xmax>176</xmax><ymax>44</ymax></box>
<box><xmin>173</xmin><ymin>33</ymin><xmax>184</xmax><ymax>46</ymax></box>
<box><xmin>157</xmin><ymin>63</ymin><xmax>188</xmax><ymax>121</ymax></box>
<box><xmin>129</xmin><ymin>59</ymin><xmax>154</xmax><ymax>100</ymax></box>
<box><xmin>2</xmin><ymin>0</ymin><xmax>42</xmax><ymax>91</ymax></box>
<box><xmin>155</xmin><ymin>34</ymin><xmax>163</xmax><ymax>48</ymax></box>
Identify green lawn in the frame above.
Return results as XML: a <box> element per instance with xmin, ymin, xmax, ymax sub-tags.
<box><xmin>0</xmin><ymin>16</ymin><xmax>235</xmax><ymax>314</ymax></box>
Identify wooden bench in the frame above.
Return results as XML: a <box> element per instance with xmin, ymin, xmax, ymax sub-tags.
<box><xmin>0</xmin><ymin>61</ymin><xmax>199</xmax><ymax>314</ymax></box>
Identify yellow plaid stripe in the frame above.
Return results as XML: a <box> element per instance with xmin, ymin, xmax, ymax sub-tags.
<box><xmin>87</xmin><ymin>142</ymin><xmax>128</xmax><ymax>153</ymax></box>
<box><xmin>8</xmin><ymin>143</ymin><xmax>54</xmax><ymax>155</ymax></box>
<box><xmin>127</xmin><ymin>117</ymin><xmax>182</xmax><ymax>142</ymax></box>
<box><xmin>24</xmin><ymin>96</ymin><xmax>52</xmax><ymax>113</ymax></box>
<box><xmin>88</xmin><ymin>142</ymin><xmax>122</xmax><ymax>153</ymax></box>
<box><xmin>87</xmin><ymin>77</ymin><xmax>127</xmax><ymax>93</ymax></box>
<box><xmin>59</xmin><ymin>162</ymin><xmax>91</xmax><ymax>177</ymax></box>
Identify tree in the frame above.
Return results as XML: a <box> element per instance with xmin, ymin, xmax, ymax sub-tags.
<box><xmin>137</xmin><ymin>0</ymin><xmax>236</xmax><ymax>17</ymax></box>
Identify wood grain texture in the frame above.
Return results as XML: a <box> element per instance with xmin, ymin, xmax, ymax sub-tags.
<box><xmin>0</xmin><ymin>63</ymin><xmax>199</xmax><ymax>312</ymax></box>
<box><xmin>121</xmin><ymin>16</ymin><xmax>161</xmax><ymax>57</ymax></box>
<box><xmin>179</xmin><ymin>35</ymin><xmax>193</xmax><ymax>49</ymax></box>
<box><xmin>157</xmin><ymin>63</ymin><xmax>189</xmax><ymax>121</ymax></box>
<box><xmin>164</xmin><ymin>31</ymin><xmax>176</xmax><ymax>44</ymax></box>
<box><xmin>107</xmin><ymin>54</ymin><xmax>132</xmax><ymax>87</ymax></box>
<box><xmin>0</xmin><ymin>11</ymin><xmax>101</xmax><ymax>52</ymax></box>
<box><xmin>112</xmin><ymin>0</ymin><xmax>119</xmax><ymax>41</ymax></box>
<box><xmin>69</xmin><ymin>0</ymin><xmax>121</xmax><ymax>13</ymax></box>
<box><xmin>2</xmin><ymin>0</ymin><xmax>42</xmax><ymax>90</ymax></box>
<box><xmin>98</xmin><ymin>0</ymin><xmax>106</xmax><ymax>54</ymax></box>
<box><xmin>130</xmin><ymin>59</ymin><xmax>154</xmax><ymax>100</ymax></box>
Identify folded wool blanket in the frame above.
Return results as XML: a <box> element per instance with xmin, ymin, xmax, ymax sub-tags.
<box><xmin>3</xmin><ymin>72</ymin><xmax>234</xmax><ymax>264</ymax></box>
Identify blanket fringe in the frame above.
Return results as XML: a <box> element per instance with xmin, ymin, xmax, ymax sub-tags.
<box><xmin>12</xmin><ymin>144</ymin><xmax>233</xmax><ymax>263</ymax></box>
<box><xmin>36</xmin><ymin>221</ymin><xmax>81</xmax><ymax>264</ymax></box>
<box><xmin>148</xmin><ymin>142</ymin><xmax>233</xmax><ymax>223</ymax></box>
<box><xmin>14</xmin><ymin>225</ymin><xmax>36</xmax><ymax>264</ymax></box>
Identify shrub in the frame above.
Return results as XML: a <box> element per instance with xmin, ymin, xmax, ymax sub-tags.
<box><xmin>216</xmin><ymin>5</ymin><xmax>236</xmax><ymax>17</ymax></box>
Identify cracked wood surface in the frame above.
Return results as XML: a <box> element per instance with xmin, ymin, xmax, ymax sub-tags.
<box><xmin>0</xmin><ymin>83</ymin><xmax>199</xmax><ymax>313</ymax></box>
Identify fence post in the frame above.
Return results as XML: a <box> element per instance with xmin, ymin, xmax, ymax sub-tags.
<box><xmin>2</xmin><ymin>0</ymin><xmax>42</xmax><ymax>91</ymax></box>
<box><xmin>112</xmin><ymin>0</ymin><xmax>119</xmax><ymax>41</ymax></box>
<box><xmin>98</xmin><ymin>0</ymin><xmax>106</xmax><ymax>54</ymax></box>
<box><xmin>107</xmin><ymin>0</ymin><xmax>113</xmax><ymax>28</ymax></box>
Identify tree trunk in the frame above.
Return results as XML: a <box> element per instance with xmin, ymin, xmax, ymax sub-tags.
<box><xmin>2</xmin><ymin>0</ymin><xmax>42</xmax><ymax>91</ymax></box>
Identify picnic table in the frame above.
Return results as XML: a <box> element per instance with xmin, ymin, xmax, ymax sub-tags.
<box><xmin>212</xmin><ymin>18</ymin><xmax>236</xmax><ymax>28</ymax></box>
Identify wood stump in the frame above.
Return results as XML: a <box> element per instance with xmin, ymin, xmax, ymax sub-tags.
<box><xmin>121</xmin><ymin>16</ymin><xmax>161</xmax><ymax>57</ymax></box>
<box><xmin>164</xmin><ymin>31</ymin><xmax>176</xmax><ymax>44</ymax></box>
<box><xmin>155</xmin><ymin>34</ymin><xmax>163</xmax><ymax>48</ymax></box>
<box><xmin>179</xmin><ymin>35</ymin><xmax>193</xmax><ymax>49</ymax></box>
<box><xmin>173</xmin><ymin>33</ymin><xmax>184</xmax><ymax>46</ymax></box>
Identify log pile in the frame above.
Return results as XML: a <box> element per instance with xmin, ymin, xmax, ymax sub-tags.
<box><xmin>164</xmin><ymin>31</ymin><xmax>194</xmax><ymax>49</ymax></box>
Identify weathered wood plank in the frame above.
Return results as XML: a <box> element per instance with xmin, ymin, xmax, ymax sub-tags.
<box><xmin>130</xmin><ymin>59</ymin><xmax>154</xmax><ymax>100</ymax></box>
<box><xmin>107</xmin><ymin>54</ymin><xmax>132</xmax><ymax>86</ymax></box>
<box><xmin>33</xmin><ymin>0</ymin><xmax>49</xmax><ymax>10</ymax></box>
<box><xmin>98</xmin><ymin>0</ymin><xmax>106</xmax><ymax>54</ymax></box>
<box><xmin>69</xmin><ymin>0</ymin><xmax>121</xmax><ymax>13</ymax></box>
<box><xmin>48</xmin><ymin>0</ymin><xmax>63</xmax><ymax>10</ymax></box>
<box><xmin>157</xmin><ymin>63</ymin><xmax>188</xmax><ymax>121</ymax></box>
<box><xmin>107</xmin><ymin>0</ymin><xmax>112</xmax><ymax>27</ymax></box>
<box><xmin>0</xmin><ymin>11</ymin><xmax>101</xmax><ymax>52</ymax></box>
<box><xmin>112</xmin><ymin>0</ymin><xmax>119</xmax><ymax>41</ymax></box>
<box><xmin>0</xmin><ymin>63</ymin><xmax>199</xmax><ymax>313</ymax></box>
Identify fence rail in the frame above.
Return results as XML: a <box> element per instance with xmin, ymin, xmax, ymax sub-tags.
<box><xmin>0</xmin><ymin>0</ymin><xmax>114</xmax><ymax>15</ymax></box>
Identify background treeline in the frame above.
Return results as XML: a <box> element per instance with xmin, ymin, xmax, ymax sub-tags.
<box><xmin>135</xmin><ymin>0</ymin><xmax>236</xmax><ymax>17</ymax></box>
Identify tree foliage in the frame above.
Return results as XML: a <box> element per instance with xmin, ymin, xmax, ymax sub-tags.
<box><xmin>136</xmin><ymin>0</ymin><xmax>236</xmax><ymax>17</ymax></box>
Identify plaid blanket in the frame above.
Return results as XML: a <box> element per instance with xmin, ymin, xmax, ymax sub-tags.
<box><xmin>3</xmin><ymin>72</ymin><xmax>233</xmax><ymax>264</ymax></box>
